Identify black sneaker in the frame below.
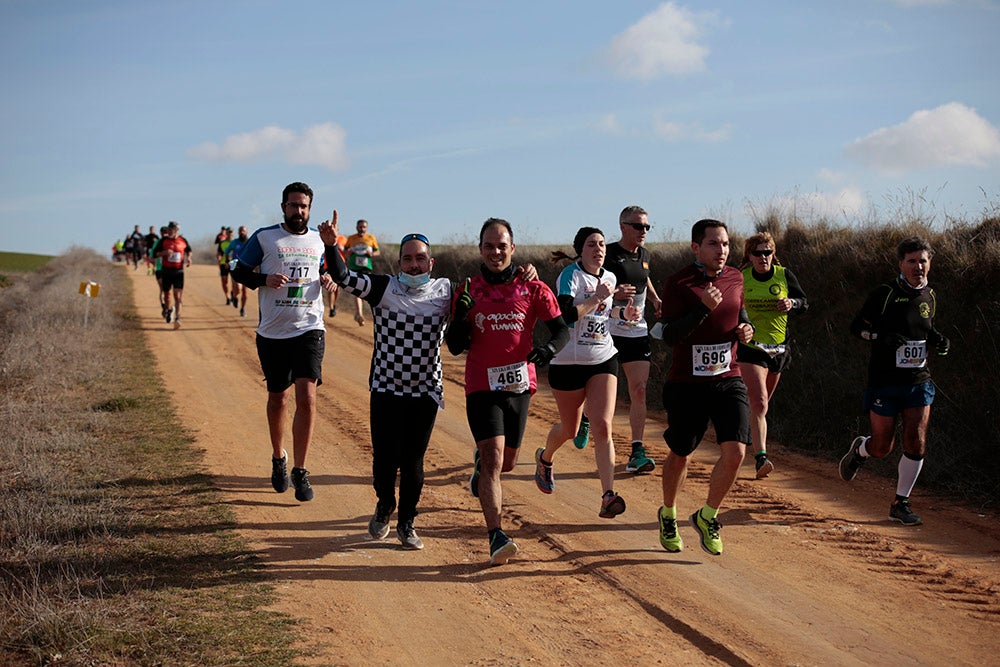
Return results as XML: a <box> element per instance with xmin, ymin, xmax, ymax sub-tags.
<box><xmin>755</xmin><ymin>453</ymin><xmax>774</xmax><ymax>479</ymax></box>
<box><xmin>239</xmin><ymin>307</ymin><xmax>246</xmax><ymax>317</ymax></box>
<box><xmin>839</xmin><ymin>436</ymin><xmax>869</xmax><ymax>481</ymax></box>
<box><xmin>489</xmin><ymin>529</ymin><xmax>518</xmax><ymax>566</ymax></box>
<box><xmin>165</xmin><ymin>307</ymin><xmax>173</xmax><ymax>323</ymax></box>
<box><xmin>889</xmin><ymin>499</ymin><xmax>923</xmax><ymax>526</ymax></box>
<box><xmin>232</xmin><ymin>297</ymin><xmax>239</xmax><ymax>310</ymax></box>
<box><xmin>271</xmin><ymin>450</ymin><xmax>289</xmax><ymax>493</ymax></box>
<box><xmin>470</xmin><ymin>448</ymin><xmax>481</xmax><ymax>498</ymax></box>
<box><xmin>226</xmin><ymin>297</ymin><xmax>231</xmax><ymax>305</ymax></box>
<box><xmin>291</xmin><ymin>467</ymin><xmax>314</xmax><ymax>502</ymax></box>
<box><xmin>368</xmin><ymin>507</ymin><xmax>391</xmax><ymax>539</ymax></box>
<box><xmin>397</xmin><ymin>522</ymin><xmax>424</xmax><ymax>550</ymax></box>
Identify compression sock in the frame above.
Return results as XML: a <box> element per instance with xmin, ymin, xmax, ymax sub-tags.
<box><xmin>896</xmin><ymin>452</ymin><xmax>924</xmax><ymax>498</ymax></box>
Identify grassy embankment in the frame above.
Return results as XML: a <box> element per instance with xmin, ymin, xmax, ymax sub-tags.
<box><xmin>0</xmin><ymin>249</ymin><xmax>300</xmax><ymax>665</ymax></box>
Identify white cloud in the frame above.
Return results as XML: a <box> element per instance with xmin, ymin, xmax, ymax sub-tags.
<box><xmin>188</xmin><ymin>122</ymin><xmax>349</xmax><ymax>171</ymax></box>
<box><xmin>763</xmin><ymin>187</ymin><xmax>868</xmax><ymax>221</ymax></box>
<box><xmin>594</xmin><ymin>113</ymin><xmax>623</xmax><ymax>134</ymax></box>
<box><xmin>846</xmin><ymin>102</ymin><xmax>1000</xmax><ymax>173</ymax></box>
<box><xmin>606</xmin><ymin>2</ymin><xmax>718</xmax><ymax>80</ymax></box>
<box><xmin>653</xmin><ymin>118</ymin><xmax>732</xmax><ymax>143</ymax></box>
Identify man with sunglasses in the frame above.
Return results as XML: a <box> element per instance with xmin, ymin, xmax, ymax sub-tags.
<box><xmin>319</xmin><ymin>216</ymin><xmax>451</xmax><ymax>551</ymax></box>
<box><xmin>597</xmin><ymin>205</ymin><xmax>663</xmax><ymax>474</ymax></box>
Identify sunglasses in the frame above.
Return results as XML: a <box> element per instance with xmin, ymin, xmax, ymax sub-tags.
<box><xmin>400</xmin><ymin>232</ymin><xmax>430</xmax><ymax>246</ymax></box>
<box><xmin>625</xmin><ymin>223</ymin><xmax>651</xmax><ymax>231</ymax></box>
<box><xmin>750</xmin><ymin>249</ymin><xmax>774</xmax><ymax>257</ymax></box>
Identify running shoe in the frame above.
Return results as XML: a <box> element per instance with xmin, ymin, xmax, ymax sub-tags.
<box><xmin>397</xmin><ymin>522</ymin><xmax>424</xmax><ymax>550</ymax></box>
<box><xmin>329</xmin><ymin>307</ymin><xmax>337</xmax><ymax>317</ymax></box>
<box><xmin>271</xmin><ymin>450</ymin><xmax>289</xmax><ymax>493</ymax></box>
<box><xmin>691</xmin><ymin>509</ymin><xmax>723</xmax><ymax>555</ymax></box>
<box><xmin>839</xmin><ymin>436</ymin><xmax>869</xmax><ymax>482</ymax></box>
<box><xmin>755</xmin><ymin>453</ymin><xmax>774</xmax><ymax>479</ymax></box>
<box><xmin>889</xmin><ymin>499</ymin><xmax>923</xmax><ymax>526</ymax></box>
<box><xmin>232</xmin><ymin>298</ymin><xmax>239</xmax><ymax>310</ymax></box>
<box><xmin>657</xmin><ymin>505</ymin><xmax>683</xmax><ymax>553</ymax></box>
<box><xmin>534</xmin><ymin>447</ymin><xmax>554</xmax><ymax>494</ymax></box>
<box><xmin>165</xmin><ymin>307</ymin><xmax>173</xmax><ymax>323</ymax></box>
<box><xmin>625</xmin><ymin>444</ymin><xmax>655</xmax><ymax>474</ymax></box>
<box><xmin>173</xmin><ymin>319</ymin><xmax>181</xmax><ymax>330</ymax></box>
<box><xmin>239</xmin><ymin>307</ymin><xmax>246</xmax><ymax>317</ymax></box>
<box><xmin>572</xmin><ymin>415</ymin><xmax>591</xmax><ymax>449</ymax></box>
<box><xmin>489</xmin><ymin>530</ymin><xmax>518</xmax><ymax>566</ymax></box>
<box><xmin>368</xmin><ymin>507</ymin><xmax>391</xmax><ymax>539</ymax></box>
<box><xmin>599</xmin><ymin>491</ymin><xmax>626</xmax><ymax>518</ymax></box>
<box><xmin>290</xmin><ymin>467</ymin><xmax>314</xmax><ymax>502</ymax></box>
<box><xmin>226</xmin><ymin>297</ymin><xmax>231</xmax><ymax>305</ymax></box>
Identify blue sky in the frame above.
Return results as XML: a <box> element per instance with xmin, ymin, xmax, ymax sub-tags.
<box><xmin>1</xmin><ymin>0</ymin><xmax>998</xmax><ymax>257</ymax></box>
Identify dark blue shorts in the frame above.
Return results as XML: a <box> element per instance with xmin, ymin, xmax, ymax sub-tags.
<box><xmin>864</xmin><ymin>381</ymin><xmax>935</xmax><ymax>417</ymax></box>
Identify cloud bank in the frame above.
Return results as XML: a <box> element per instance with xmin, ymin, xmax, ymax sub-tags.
<box><xmin>606</xmin><ymin>2</ymin><xmax>716</xmax><ymax>80</ymax></box>
<box><xmin>189</xmin><ymin>123</ymin><xmax>349</xmax><ymax>171</ymax></box>
<box><xmin>846</xmin><ymin>102</ymin><xmax>1000</xmax><ymax>173</ymax></box>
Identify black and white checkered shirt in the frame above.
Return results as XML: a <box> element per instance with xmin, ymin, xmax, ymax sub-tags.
<box><xmin>341</xmin><ymin>271</ymin><xmax>453</xmax><ymax>407</ymax></box>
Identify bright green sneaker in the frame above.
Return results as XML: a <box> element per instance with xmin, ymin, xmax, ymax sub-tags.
<box><xmin>658</xmin><ymin>506</ymin><xmax>683</xmax><ymax>553</ymax></box>
<box><xmin>690</xmin><ymin>509</ymin><xmax>723</xmax><ymax>556</ymax></box>
<box><xmin>625</xmin><ymin>444</ymin><xmax>655</xmax><ymax>473</ymax></box>
<box><xmin>572</xmin><ymin>415</ymin><xmax>590</xmax><ymax>449</ymax></box>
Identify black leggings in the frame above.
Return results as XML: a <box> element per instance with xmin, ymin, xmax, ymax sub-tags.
<box><xmin>369</xmin><ymin>391</ymin><xmax>439</xmax><ymax>524</ymax></box>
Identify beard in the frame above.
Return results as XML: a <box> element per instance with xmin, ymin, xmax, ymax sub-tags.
<box><xmin>283</xmin><ymin>212</ymin><xmax>309</xmax><ymax>233</ymax></box>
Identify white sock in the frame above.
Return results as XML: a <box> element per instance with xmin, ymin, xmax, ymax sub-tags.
<box><xmin>858</xmin><ymin>437</ymin><xmax>871</xmax><ymax>458</ymax></box>
<box><xmin>896</xmin><ymin>453</ymin><xmax>924</xmax><ymax>498</ymax></box>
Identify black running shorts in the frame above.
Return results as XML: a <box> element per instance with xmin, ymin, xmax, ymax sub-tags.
<box><xmin>465</xmin><ymin>390</ymin><xmax>531</xmax><ymax>449</ymax></box>
<box><xmin>661</xmin><ymin>377</ymin><xmax>751</xmax><ymax>456</ymax></box>
<box><xmin>255</xmin><ymin>330</ymin><xmax>325</xmax><ymax>393</ymax></box>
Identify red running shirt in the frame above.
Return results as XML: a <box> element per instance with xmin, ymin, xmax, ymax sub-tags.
<box><xmin>457</xmin><ymin>275</ymin><xmax>561</xmax><ymax>395</ymax></box>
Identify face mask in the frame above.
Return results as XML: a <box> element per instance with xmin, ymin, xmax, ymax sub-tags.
<box><xmin>398</xmin><ymin>271</ymin><xmax>431</xmax><ymax>288</ymax></box>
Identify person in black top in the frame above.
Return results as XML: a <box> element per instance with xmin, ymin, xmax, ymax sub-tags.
<box><xmin>840</xmin><ymin>237</ymin><xmax>949</xmax><ymax>526</ymax></box>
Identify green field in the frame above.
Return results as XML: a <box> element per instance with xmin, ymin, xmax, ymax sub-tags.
<box><xmin>0</xmin><ymin>250</ymin><xmax>54</xmax><ymax>274</ymax></box>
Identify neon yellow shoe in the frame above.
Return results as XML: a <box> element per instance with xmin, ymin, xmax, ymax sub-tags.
<box><xmin>691</xmin><ymin>509</ymin><xmax>723</xmax><ymax>555</ymax></box>
<box><xmin>658</xmin><ymin>506</ymin><xmax>683</xmax><ymax>553</ymax></box>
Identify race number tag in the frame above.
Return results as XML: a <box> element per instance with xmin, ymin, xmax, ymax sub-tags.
<box><xmin>895</xmin><ymin>340</ymin><xmax>927</xmax><ymax>368</ymax></box>
<box><xmin>487</xmin><ymin>362</ymin><xmax>529</xmax><ymax>393</ymax></box>
<box><xmin>167</xmin><ymin>251</ymin><xmax>183</xmax><ymax>263</ymax></box>
<box><xmin>692</xmin><ymin>342</ymin><xmax>732</xmax><ymax>377</ymax></box>
<box><xmin>579</xmin><ymin>313</ymin><xmax>608</xmax><ymax>344</ymax></box>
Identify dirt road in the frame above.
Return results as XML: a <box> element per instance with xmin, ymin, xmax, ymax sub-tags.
<box><xmin>130</xmin><ymin>265</ymin><xmax>998</xmax><ymax>666</ymax></box>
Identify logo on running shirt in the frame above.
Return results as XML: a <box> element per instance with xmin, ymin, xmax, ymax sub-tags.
<box><xmin>477</xmin><ymin>311</ymin><xmax>526</xmax><ymax>333</ymax></box>
<box><xmin>919</xmin><ymin>303</ymin><xmax>931</xmax><ymax>319</ymax></box>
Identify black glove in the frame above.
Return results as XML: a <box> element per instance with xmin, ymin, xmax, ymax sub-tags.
<box><xmin>527</xmin><ymin>344</ymin><xmax>555</xmax><ymax>367</ymax></box>
<box><xmin>877</xmin><ymin>332</ymin><xmax>909</xmax><ymax>350</ymax></box>
<box><xmin>929</xmin><ymin>331</ymin><xmax>950</xmax><ymax>356</ymax></box>
<box><xmin>453</xmin><ymin>278</ymin><xmax>475</xmax><ymax>321</ymax></box>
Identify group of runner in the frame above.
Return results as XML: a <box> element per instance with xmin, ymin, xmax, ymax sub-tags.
<box><xmin>203</xmin><ymin>181</ymin><xmax>946</xmax><ymax>565</ymax></box>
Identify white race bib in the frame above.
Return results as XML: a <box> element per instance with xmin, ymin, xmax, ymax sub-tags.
<box><xmin>895</xmin><ymin>340</ymin><xmax>927</xmax><ymax>368</ymax></box>
<box><xmin>487</xmin><ymin>362</ymin><xmax>529</xmax><ymax>393</ymax></box>
<box><xmin>167</xmin><ymin>251</ymin><xmax>183</xmax><ymax>263</ymax></box>
<box><xmin>692</xmin><ymin>342</ymin><xmax>732</xmax><ymax>377</ymax></box>
<box><xmin>578</xmin><ymin>313</ymin><xmax>609</xmax><ymax>345</ymax></box>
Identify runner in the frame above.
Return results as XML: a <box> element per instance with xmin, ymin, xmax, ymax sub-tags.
<box><xmin>839</xmin><ymin>236</ymin><xmax>949</xmax><ymax>526</ymax></box>
<box><xmin>124</xmin><ymin>225</ymin><xmax>145</xmax><ymax>270</ymax></box>
<box><xmin>736</xmin><ymin>232</ymin><xmax>809</xmax><ymax>478</ymax></box>
<box><xmin>231</xmin><ymin>182</ymin><xmax>331</xmax><ymax>503</ymax></box>
<box><xmin>602</xmin><ymin>205</ymin><xmax>662</xmax><ymax>473</ymax></box>
<box><xmin>225</xmin><ymin>226</ymin><xmax>251</xmax><ymax>317</ymax></box>
<box><xmin>445</xmin><ymin>218</ymin><xmax>568</xmax><ymax>566</ymax></box>
<box><xmin>321</xmin><ymin>214</ymin><xmax>451</xmax><ymax>550</ymax></box>
<box><xmin>323</xmin><ymin>229</ymin><xmax>347</xmax><ymax>318</ymax></box>
<box><xmin>216</xmin><ymin>227</ymin><xmax>235</xmax><ymax>306</ymax></box>
<box><xmin>651</xmin><ymin>219</ymin><xmax>753</xmax><ymax>556</ymax></box>
<box><xmin>151</xmin><ymin>221</ymin><xmax>192</xmax><ymax>330</ymax></box>
<box><xmin>344</xmin><ymin>219</ymin><xmax>380</xmax><ymax>325</ymax></box>
<box><xmin>152</xmin><ymin>225</ymin><xmax>169</xmax><ymax>316</ymax></box>
<box><xmin>143</xmin><ymin>225</ymin><xmax>159</xmax><ymax>275</ymax></box>
<box><xmin>535</xmin><ymin>227</ymin><xmax>640</xmax><ymax>518</ymax></box>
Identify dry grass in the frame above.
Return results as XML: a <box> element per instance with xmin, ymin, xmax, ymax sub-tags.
<box><xmin>0</xmin><ymin>249</ymin><xmax>300</xmax><ymax>666</ymax></box>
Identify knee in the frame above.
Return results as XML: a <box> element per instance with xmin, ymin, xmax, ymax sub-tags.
<box><xmin>590</xmin><ymin>420</ymin><xmax>611</xmax><ymax>444</ymax></box>
<box><xmin>749</xmin><ymin>394</ymin><xmax>768</xmax><ymax>416</ymax></box>
<box><xmin>629</xmin><ymin>381</ymin><xmax>647</xmax><ymax>403</ymax></box>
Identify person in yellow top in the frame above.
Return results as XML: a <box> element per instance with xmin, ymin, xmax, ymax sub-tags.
<box><xmin>736</xmin><ymin>232</ymin><xmax>808</xmax><ymax>479</ymax></box>
<box><xmin>344</xmin><ymin>218</ymin><xmax>380</xmax><ymax>325</ymax></box>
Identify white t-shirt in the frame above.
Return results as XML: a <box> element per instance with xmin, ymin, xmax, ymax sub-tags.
<box><xmin>550</xmin><ymin>261</ymin><xmax>618</xmax><ymax>366</ymax></box>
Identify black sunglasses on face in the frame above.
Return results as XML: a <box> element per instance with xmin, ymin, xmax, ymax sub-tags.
<box><xmin>626</xmin><ymin>223</ymin><xmax>651</xmax><ymax>231</ymax></box>
<box><xmin>750</xmin><ymin>249</ymin><xmax>773</xmax><ymax>257</ymax></box>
